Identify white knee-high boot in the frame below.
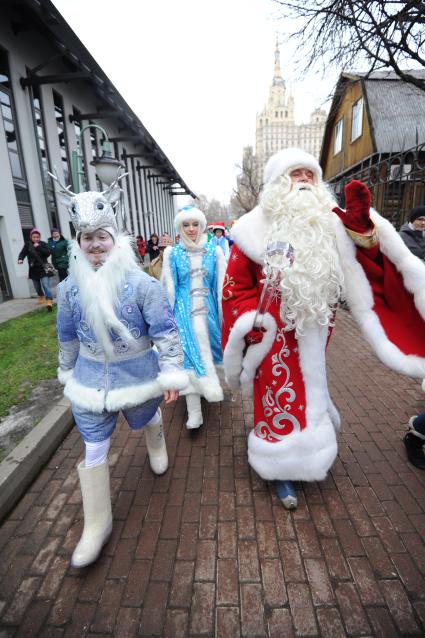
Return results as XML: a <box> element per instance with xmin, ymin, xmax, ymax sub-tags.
<box><xmin>71</xmin><ymin>461</ymin><xmax>113</xmax><ymax>568</ymax></box>
<box><xmin>144</xmin><ymin>410</ymin><xmax>168</xmax><ymax>475</ymax></box>
<box><xmin>186</xmin><ymin>393</ymin><xmax>203</xmax><ymax>429</ymax></box>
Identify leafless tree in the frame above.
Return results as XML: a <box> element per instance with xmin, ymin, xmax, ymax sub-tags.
<box><xmin>232</xmin><ymin>146</ymin><xmax>262</xmax><ymax>215</ymax></box>
<box><xmin>189</xmin><ymin>195</ymin><xmax>232</xmax><ymax>225</ymax></box>
<box><xmin>272</xmin><ymin>0</ymin><xmax>425</xmax><ymax>91</ymax></box>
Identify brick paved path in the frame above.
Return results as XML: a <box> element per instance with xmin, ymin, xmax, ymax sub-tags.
<box><xmin>1</xmin><ymin>309</ymin><xmax>425</xmax><ymax>637</ymax></box>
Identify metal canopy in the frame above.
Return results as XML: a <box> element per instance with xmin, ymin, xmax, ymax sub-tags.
<box><xmin>20</xmin><ymin>71</ymin><xmax>91</xmax><ymax>88</ymax></box>
<box><xmin>69</xmin><ymin>110</ymin><xmax>123</xmax><ymax>122</ymax></box>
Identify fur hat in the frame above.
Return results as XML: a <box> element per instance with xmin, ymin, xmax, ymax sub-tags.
<box><xmin>409</xmin><ymin>205</ymin><xmax>425</xmax><ymax>223</ymax></box>
<box><xmin>174</xmin><ymin>205</ymin><xmax>207</xmax><ymax>233</ymax></box>
<box><xmin>263</xmin><ymin>148</ymin><xmax>322</xmax><ymax>184</ymax></box>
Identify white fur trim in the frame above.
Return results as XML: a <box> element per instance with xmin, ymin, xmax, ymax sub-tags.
<box><xmin>223</xmin><ymin>310</ymin><xmax>277</xmax><ymax>392</ymax></box>
<box><xmin>63</xmin><ymin>376</ymin><xmax>165</xmax><ymax>413</ymax></box>
<box><xmin>57</xmin><ymin>367</ymin><xmax>74</xmax><ymax>385</ymax></box>
<box><xmin>231</xmin><ymin>206</ymin><xmax>268</xmax><ymax>265</ymax></box>
<box><xmin>161</xmin><ymin>246</ymin><xmax>175</xmax><ymax>308</ymax></box>
<box><xmin>248</xmin><ymin>414</ymin><xmax>337</xmax><ymax>481</ymax></box>
<box><xmin>174</xmin><ymin>207</ymin><xmax>206</xmax><ymax>234</ymax></box>
<box><xmin>263</xmin><ymin>148</ymin><xmax>322</xmax><ymax>184</ymax></box>
<box><xmin>334</xmin><ymin>213</ymin><xmax>425</xmax><ymax>378</ymax></box>
<box><xmin>179</xmin><ymin>371</ymin><xmax>223</xmax><ymax>402</ymax></box>
<box><xmin>157</xmin><ymin>370</ymin><xmax>189</xmax><ymax>391</ymax></box>
<box><xmin>371</xmin><ymin>209</ymin><xmax>425</xmax><ymax>316</ymax></box>
<box><xmin>422</xmin><ymin>379</ymin><xmax>425</xmax><ymax>393</ymax></box>
<box><xmin>215</xmin><ymin>246</ymin><xmax>226</xmax><ymax>323</ymax></box>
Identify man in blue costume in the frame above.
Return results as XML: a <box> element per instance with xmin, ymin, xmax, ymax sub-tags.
<box><xmin>55</xmin><ymin>178</ymin><xmax>188</xmax><ymax>568</ymax></box>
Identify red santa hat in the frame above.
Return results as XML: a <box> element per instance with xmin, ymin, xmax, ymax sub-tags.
<box><xmin>211</xmin><ymin>221</ymin><xmax>226</xmax><ymax>234</ymax></box>
<box><xmin>263</xmin><ymin>147</ymin><xmax>322</xmax><ymax>184</ymax></box>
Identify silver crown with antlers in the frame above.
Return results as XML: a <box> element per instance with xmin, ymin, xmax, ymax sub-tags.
<box><xmin>48</xmin><ymin>169</ymin><xmax>129</xmax><ymax>237</ymax></box>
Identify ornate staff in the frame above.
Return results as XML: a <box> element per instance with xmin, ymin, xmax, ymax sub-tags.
<box><xmin>253</xmin><ymin>240</ymin><xmax>295</xmax><ymax>330</ymax></box>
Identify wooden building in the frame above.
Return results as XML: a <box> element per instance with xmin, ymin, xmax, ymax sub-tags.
<box><xmin>320</xmin><ymin>70</ymin><xmax>425</xmax><ymax>228</ymax></box>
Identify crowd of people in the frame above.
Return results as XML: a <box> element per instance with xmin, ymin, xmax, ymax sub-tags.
<box><xmin>15</xmin><ymin>146</ymin><xmax>425</xmax><ymax>567</ymax></box>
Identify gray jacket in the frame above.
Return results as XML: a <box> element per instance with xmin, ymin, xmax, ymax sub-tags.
<box><xmin>399</xmin><ymin>223</ymin><xmax>425</xmax><ymax>261</ymax></box>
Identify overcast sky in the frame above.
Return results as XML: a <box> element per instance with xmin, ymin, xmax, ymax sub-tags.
<box><xmin>51</xmin><ymin>0</ymin><xmax>336</xmax><ymax>204</ymax></box>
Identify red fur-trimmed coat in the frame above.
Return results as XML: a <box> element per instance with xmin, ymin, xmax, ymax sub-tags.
<box><xmin>222</xmin><ymin>206</ymin><xmax>425</xmax><ymax>482</ymax></box>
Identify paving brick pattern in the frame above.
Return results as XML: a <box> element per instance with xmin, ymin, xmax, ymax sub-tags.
<box><xmin>1</xmin><ymin>309</ymin><xmax>425</xmax><ymax>636</ymax></box>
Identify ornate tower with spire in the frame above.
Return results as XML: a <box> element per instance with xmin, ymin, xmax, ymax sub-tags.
<box><xmin>254</xmin><ymin>40</ymin><xmax>326</xmax><ymax>183</ymax></box>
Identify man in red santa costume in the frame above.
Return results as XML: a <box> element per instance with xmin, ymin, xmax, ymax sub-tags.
<box><xmin>222</xmin><ymin>148</ymin><xmax>425</xmax><ymax>509</ymax></box>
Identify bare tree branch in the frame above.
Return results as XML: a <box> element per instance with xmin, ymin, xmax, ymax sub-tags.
<box><xmin>271</xmin><ymin>0</ymin><xmax>425</xmax><ymax>91</ymax></box>
<box><xmin>232</xmin><ymin>146</ymin><xmax>261</xmax><ymax>215</ymax></box>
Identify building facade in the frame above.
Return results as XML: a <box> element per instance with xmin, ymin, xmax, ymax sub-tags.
<box><xmin>255</xmin><ymin>41</ymin><xmax>327</xmax><ymax>181</ymax></box>
<box><xmin>0</xmin><ymin>0</ymin><xmax>194</xmax><ymax>302</ymax></box>
<box><xmin>320</xmin><ymin>70</ymin><xmax>425</xmax><ymax>227</ymax></box>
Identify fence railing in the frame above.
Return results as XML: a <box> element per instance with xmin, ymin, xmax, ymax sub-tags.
<box><xmin>329</xmin><ymin>143</ymin><xmax>425</xmax><ymax>228</ymax></box>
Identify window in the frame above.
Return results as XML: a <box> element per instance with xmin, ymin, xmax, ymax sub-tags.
<box><xmin>89</xmin><ymin>121</ymin><xmax>102</xmax><ymax>191</ymax></box>
<box><xmin>351</xmin><ymin>98</ymin><xmax>363</xmax><ymax>141</ymax></box>
<box><xmin>334</xmin><ymin>118</ymin><xmax>343</xmax><ymax>154</ymax></box>
<box><xmin>72</xmin><ymin>107</ymin><xmax>88</xmax><ymax>190</ymax></box>
<box><xmin>0</xmin><ymin>48</ymin><xmax>34</xmax><ymax>229</ymax></box>
<box><xmin>53</xmin><ymin>91</ymin><xmax>71</xmax><ymax>186</ymax></box>
<box><xmin>30</xmin><ymin>84</ymin><xmax>59</xmax><ymax>230</ymax></box>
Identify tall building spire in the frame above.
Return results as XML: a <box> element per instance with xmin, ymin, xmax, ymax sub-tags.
<box><xmin>273</xmin><ymin>36</ymin><xmax>284</xmax><ymax>87</ymax></box>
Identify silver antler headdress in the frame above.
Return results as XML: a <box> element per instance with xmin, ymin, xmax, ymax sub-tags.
<box><xmin>49</xmin><ymin>169</ymin><xmax>129</xmax><ymax>237</ymax></box>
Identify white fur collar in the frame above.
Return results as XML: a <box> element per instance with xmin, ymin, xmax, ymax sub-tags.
<box><xmin>231</xmin><ymin>206</ymin><xmax>267</xmax><ymax>264</ymax></box>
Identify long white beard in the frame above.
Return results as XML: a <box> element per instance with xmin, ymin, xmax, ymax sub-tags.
<box><xmin>261</xmin><ymin>176</ymin><xmax>345</xmax><ymax>337</ymax></box>
<box><xmin>69</xmin><ymin>234</ymin><xmax>140</xmax><ymax>357</ymax></box>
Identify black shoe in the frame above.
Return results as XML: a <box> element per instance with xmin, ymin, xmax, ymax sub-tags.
<box><xmin>403</xmin><ymin>432</ymin><xmax>425</xmax><ymax>469</ymax></box>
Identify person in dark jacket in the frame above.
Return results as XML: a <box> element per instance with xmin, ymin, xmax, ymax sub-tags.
<box><xmin>18</xmin><ymin>228</ymin><xmax>53</xmax><ymax>311</ymax></box>
<box><xmin>48</xmin><ymin>228</ymin><xmax>69</xmax><ymax>281</ymax></box>
<box><xmin>399</xmin><ymin>205</ymin><xmax>425</xmax><ymax>262</ymax></box>
<box><xmin>404</xmin><ymin>405</ymin><xmax>425</xmax><ymax>469</ymax></box>
<box><xmin>147</xmin><ymin>233</ymin><xmax>160</xmax><ymax>262</ymax></box>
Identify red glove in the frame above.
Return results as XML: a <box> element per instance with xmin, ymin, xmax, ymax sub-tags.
<box><xmin>332</xmin><ymin>180</ymin><xmax>373</xmax><ymax>234</ymax></box>
<box><xmin>244</xmin><ymin>328</ymin><xmax>265</xmax><ymax>346</ymax></box>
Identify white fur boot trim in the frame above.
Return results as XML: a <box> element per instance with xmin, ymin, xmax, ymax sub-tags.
<box><xmin>71</xmin><ymin>461</ymin><xmax>113</xmax><ymax>568</ymax></box>
<box><xmin>186</xmin><ymin>393</ymin><xmax>203</xmax><ymax>429</ymax></box>
<box><xmin>247</xmin><ymin>413</ymin><xmax>338</xmax><ymax>482</ymax></box>
<box><xmin>145</xmin><ymin>411</ymin><xmax>169</xmax><ymax>474</ymax></box>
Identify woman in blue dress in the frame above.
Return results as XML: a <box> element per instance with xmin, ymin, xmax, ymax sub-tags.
<box><xmin>161</xmin><ymin>206</ymin><xmax>226</xmax><ymax>428</ymax></box>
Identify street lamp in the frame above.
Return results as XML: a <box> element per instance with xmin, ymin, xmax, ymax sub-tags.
<box><xmin>71</xmin><ymin>123</ymin><xmax>124</xmax><ymax>193</ymax></box>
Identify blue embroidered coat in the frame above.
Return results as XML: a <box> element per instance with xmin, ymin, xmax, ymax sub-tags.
<box><xmin>57</xmin><ymin>269</ymin><xmax>188</xmax><ymax>413</ymax></box>
<box><xmin>161</xmin><ymin>240</ymin><xmax>226</xmax><ymax>402</ymax></box>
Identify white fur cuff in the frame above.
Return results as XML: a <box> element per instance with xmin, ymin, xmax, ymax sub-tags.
<box><xmin>223</xmin><ymin>310</ymin><xmax>277</xmax><ymax>391</ymax></box>
<box><xmin>57</xmin><ymin>367</ymin><xmax>74</xmax><ymax>385</ymax></box>
<box><xmin>157</xmin><ymin>370</ymin><xmax>189</xmax><ymax>391</ymax></box>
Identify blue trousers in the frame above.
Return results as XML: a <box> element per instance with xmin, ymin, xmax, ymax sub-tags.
<box><xmin>32</xmin><ymin>277</ymin><xmax>53</xmax><ymax>300</ymax></box>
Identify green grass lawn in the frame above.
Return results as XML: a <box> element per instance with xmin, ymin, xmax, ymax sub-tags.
<box><xmin>0</xmin><ymin>307</ymin><xmax>59</xmax><ymax>418</ymax></box>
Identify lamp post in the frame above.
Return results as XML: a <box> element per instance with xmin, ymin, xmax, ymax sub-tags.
<box><xmin>71</xmin><ymin>123</ymin><xmax>124</xmax><ymax>193</ymax></box>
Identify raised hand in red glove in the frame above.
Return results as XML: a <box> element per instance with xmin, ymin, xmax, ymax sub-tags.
<box><xmin>332</xmin><ymin>180</ymin><xmax>374</xmax><ymax>234</ymax></box>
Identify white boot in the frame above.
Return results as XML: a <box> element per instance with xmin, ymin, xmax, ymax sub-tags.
<box><xmin>71</xmin><ymin>461</ymin><xmax>113</xmax><ymax>568</ymax></box>
<box><xmin>186</xmin><ymin>393</ymin><xmax>203</xmax><ymax>429</ymax></box>
<box><xmin>145</xmin><ymin>411</ymin><xmax>168</xmax><ymax>475</ymax></box>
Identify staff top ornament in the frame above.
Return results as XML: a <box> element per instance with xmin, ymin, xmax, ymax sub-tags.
<box><xmin>49</xmin><ymin>169</ymin><xmax>128</xmax><ymax>238</ymax></box>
